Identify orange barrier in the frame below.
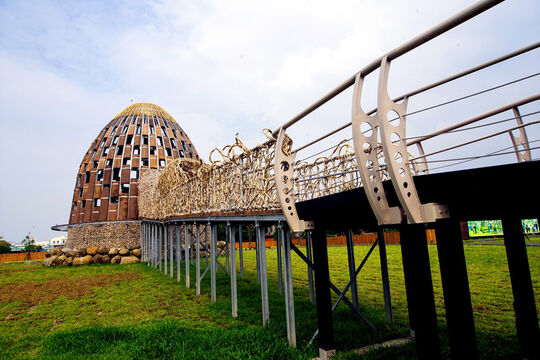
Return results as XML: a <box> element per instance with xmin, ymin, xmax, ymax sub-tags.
<box><xmin>236</xmin><ymin>229</ymin><xmax>436</xmax><ymax>249</ymax></box>
<box><xmin>0</xmin><ymin>252</ymin><xmax>46</xmax><ymax>263</ymax></box>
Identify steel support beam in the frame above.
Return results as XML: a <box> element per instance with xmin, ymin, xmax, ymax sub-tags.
<box><xmin>277</xmin><ymin>222</ymin><xmax>284</xmax><ymax>295</ymax></box>
<box><xmin>435</xmin><ymin>219</ymin><xmax>478</xmax><ymax>359</ymax></box>
<box><xmin>257</xmin><ymin>222</ymin><xmax>269</xmax><ymax>326</ymax></box>
<box><xmin>400</xmin><ymin>223</ymin><xmax>441</xmax><ymax>360</ymax></box>
<box><xmin>346</xmin><ymin>229</ymin><xmax>358</xmax><ymax>310</ymax></box>
<box><xmin>230</xmin><ymin>224</ymin><xmax>238</xmax><ymax>318</ymax></box>
<box><xmin>378</xmin><ymin>227</ymin><xmax>393</xmax><ymax>323</ymax></box>
<box><xmin>196</xmin><ymin>223</ymin><xmax>201</xmax><ymax>296</ymax></box>
<box><xmin>184</xmin><ymin>223</ymin><xmax>190</xmax><ymax>288</ymax></box>
<box><xmin>311</xmin><ymin>227</ymin><xmax>336</xmax><ymax>356</ymax></box>
<box><xmin>176</xmin><ymin>224</ymin><xmax>181</xmax><ymax>282</ymax></box>
<box><xmin>306</xmin><ymin>230</ymin><xmax>315</xmax><ymax>303</ymax></box>
<box><xmin>210</xmin><ymin>223</ymin><xmax>217</xmax><ymax>303</ymax></box>
<box><xmin>239</xmin><ymin>224</ymin><xmax>244</xmax><ymax>280</ymax></box>
<box><xmin>501</xmin><ymin>216</ymin><xmax>539</xmax><ymax>360</ymax></box>
<box><xmin>282</xmin><ymin>226</ymin><xmax>296</xmax><ymax>347</ymax></box>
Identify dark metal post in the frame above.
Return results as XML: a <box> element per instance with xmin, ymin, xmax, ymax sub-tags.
<box><xmin>306</xmin><ymin>230</ymin><xmax>315</xmax><ymax>303</ymax></box>
<box><xmin>501</xmin><ymin>217</ymin><xmax>539</xmax><ymax>360</ymax></box>
<box><xmin>184</xmin><ymin>223</ymin><xmax>190</xmax><ymax>288</ymax></box>
<box><xmin>311</xmin><ymin>227</ymin><xmax>336</xmax><ymax>358</ymax></box>
<box><xmin>169</xmin><ymin>224</ymin><xmax>174</xmax><ymax>278</ymax></box>
<box><xmin>400</xmin><ymin>222</ymin><xmax>441</xmax><ymax>360</ymax></box>
<box><xmin>378</xmin><ymin>227</ymin><xmax>393</xmax><ymax>323</ymax></box>
<box><xmin>196</xmin><ymin>223</ymin><xmax>201</xmax><ymax>295</ymax></box>
<box><xmin>239</xmin><ymin>224</ymin><xmax>244</xmax><ymax>279</ymax></box>
<box><xmin>230</xmin><ymin>224</ymin><xmax>238</xmax><ymax>317</ymax></box>
<box><xmin>164</xmin><ymin>225</ymin><xmax>168</xmax><ymax>275</ymax></box>
<box><xmin>211</xmin><ymin>223</ymin><xmax>217</xmax><ymax>303</ymax></box>
<box><xmin>176</xmin><ymin>224</ymin><xmax>181</xmax><ymax>282</ymax></box>
<box><xmin>282</xmin><ymin>225</ymin><xmax>296</xmax><ymax>347</ymax></box>
<box><xmin>435</xmin><ymin>219</ymin><xmax>478</xmax><ymax>359</ymax></box>
<box><xmin>277</xmin><ymin>222</ymin><xmax>284</xmax><ymax>295</ymax></box>
<box><xmin>346</xmin><ymin>229</ymin><xmax>358</xmax><ymax>310</ymax></box>
<box><xmin>258</xmin><ymin>223</ymin><xmax>269</xmax><ymax>326</ymax></box>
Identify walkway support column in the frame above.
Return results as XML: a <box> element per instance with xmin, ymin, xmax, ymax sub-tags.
<box><xmin>282</xmin><ymin>225</ymin><xmax>296</xmax><ymax>347</ymax></box>
<box><xmin>378</xmin><ymin>227</ymin><xmax>393</xmax><ymax>323</ymax></box>
<box><xmin>435</xmin><ymin>219</ymin><xmax>478</xmax><ymax>359</ymax></box>
<box><xmin>210</xmin><ymin>223</ymin><xmax>217</xmax><ymax>303</ymax></box>
<box><xmin>311</xmin><ymin>227</ymin><xmax>335</xmax><ymax>359</ymax></box>
<box><xmin>346</xmin><ymin>229</ymin><xmax>358</xmax><ymax>310</ymax></box>
<box><xmin>501</xmin><ymin>216</ymin><xmax>539</xmax><ymax>360</ymax></box>
<box><xmin>400</xmin><ymin>222</ymin><xmax>441</xmax><ymax>360</ymax></box>
<box><xmin>230</xmin><ymin>224</ymin><xmax>238</xmax><ymax>318</ymax></box>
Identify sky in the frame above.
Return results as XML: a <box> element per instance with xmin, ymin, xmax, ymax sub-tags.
<box><xmin>0</xmin><ymin>0</ymin><xmax>539</xmax><ymax>244</ymax></box>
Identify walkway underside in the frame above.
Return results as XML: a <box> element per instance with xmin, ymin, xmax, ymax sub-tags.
<box><xmin>296</xmin><ymin>160</ymin><xmax>540</xmax><ymax>229</ymax></box>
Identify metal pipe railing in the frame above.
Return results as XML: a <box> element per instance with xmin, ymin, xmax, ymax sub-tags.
<box><xmin>293</xmin><ymin>41</ymin><xmax>539</xmax><ymax>154</ymax></box>
<box><xmin>406</xmin><ymin>94</ymin><xmax>540</xmax><ymax>146</ymax></box>
<box><xmin>272</xmin><ymin>0</ymin><xmax>504</xmax><ymax>137</ymax></box>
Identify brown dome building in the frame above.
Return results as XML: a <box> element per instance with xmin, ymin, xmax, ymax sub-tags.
<box><xmin>65</xmin><ymin>103</ymin><xmax>199</xmax><ymax>249</ymax></box>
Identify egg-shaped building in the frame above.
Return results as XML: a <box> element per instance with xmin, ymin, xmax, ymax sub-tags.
<box><xmin>65</xmin><ymin>103</ymin><xmax>199</xmax><ymax>249</ymax></box>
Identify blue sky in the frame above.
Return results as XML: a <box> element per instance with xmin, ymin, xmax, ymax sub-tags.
<box><xmin>0</xmin><ymin>0</ymin><xmax>539</xmax><ymax>244</ymax></box>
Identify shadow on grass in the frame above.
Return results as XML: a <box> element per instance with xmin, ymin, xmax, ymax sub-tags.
<box><xmin>40</xmin><ymin>320</ymin><xmax>310</xmax><ymax>360</ymax></box>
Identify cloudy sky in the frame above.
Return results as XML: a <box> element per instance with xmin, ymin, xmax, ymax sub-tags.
<box><xmin>0</xmin><ymin>0</ymin><xmax>538</xmax><ymax>244</ymax></box>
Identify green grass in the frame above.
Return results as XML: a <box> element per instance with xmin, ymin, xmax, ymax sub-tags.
<box><xmin>0</xmin><ymin>244</ymin><xmax>538</xmax><ymax>359</ymax></box>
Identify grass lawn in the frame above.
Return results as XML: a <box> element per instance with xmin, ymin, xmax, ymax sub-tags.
<box><xmin>0</xmin><ymin>244</ymin><xmax>538</xmax><ymax>359</ymax></box>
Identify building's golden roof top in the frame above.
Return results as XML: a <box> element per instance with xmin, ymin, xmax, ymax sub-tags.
<box><xmin>114</xmin><ymin>103</ymin><xmax>177</xmax><ymax>123</ymax></box>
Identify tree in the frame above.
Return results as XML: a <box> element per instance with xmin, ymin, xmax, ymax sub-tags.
<box><xmin>22</xmin><ymin>233</ymin><xmax>40</xmax><ymax>253</ymax></box>
<box><xmin>0</xmin><ymin>238</ymin><xmax>11</xmax><ymax>254</ymax></box>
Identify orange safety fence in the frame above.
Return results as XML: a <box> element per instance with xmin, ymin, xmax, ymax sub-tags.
<box><xmin>235</xmin><ymin>229</ymin><xmax>436</xmax><ymax>249</ymax></box>
<box><xmin>0</xmin><ymin>252</ymin><xmax>46</xmax><ymax>264</ymax></box>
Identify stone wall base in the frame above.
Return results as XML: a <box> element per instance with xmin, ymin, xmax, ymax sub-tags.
<box><xmin>66</xmin><ymin>221</ymin><xmax>140</xmax><ymax>250</ymax></box>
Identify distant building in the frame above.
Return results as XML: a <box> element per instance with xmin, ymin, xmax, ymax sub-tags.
<box><xmin>52</xmin><ymin>103</ymin><xmax>199</xmax><ymax>250</ymax></box>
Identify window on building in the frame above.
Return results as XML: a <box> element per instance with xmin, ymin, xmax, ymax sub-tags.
<box><xmin>110</xmin><ymin>196</ymin><xmax>118</xmax><ymax>204</ymax></box>
<box><xmin>142</xmin><ymin>158</ymin><xmax>149</xmax><ymax>166</ymax></box>
<box><xmin>179</xmin><ymin>150</ymin><xmax>185</xmax><ymax>157</ymax></box>
<box><xmin>106</xmin><ymin>159</ymin><xmax>113</xmax><ymax>166</ymax></box>
<box><xmin>126</xmin><ymin>135</ymin><xmax>133</xmax><ymax>145</ymax></box>
<box><xmin>159</xmin><ymin>159</ymin><xmax>166</xmax><ymax>167</ymax></box>
<box><xmin>85</xmin><ymin>171</ymin><xmax>90</xmax><ymax>183</ymax></box>
<box><xmin>113</xmin><ymin>136</ymin><xmax>119</xmax><ymax>145</ymax></box>
<box><xmin>181</xmin><ymin>140</ymin><xmax>186</xmax><ymax>150</ymax></box>
<box><xmin>150</xmin><ymin>146</ymin><xmax>156</xmax><ymax>155</ymax></box>
<box><xmin>143</xmin><ymin>135</ymin><xmax>148</xmax><ymax>145</ymax></box>
<box><xmin>170</xmin><ymin>139</ymin><xmax>177</xmax><ymax>148</ymax></box>
<box><xmin>144</xmin><ymin>116</ymin><xmax>149</xmax><ymax>124</ymax></box>
<box><xmin>79</xmin><ymin>188</ymin><xmax>83</xmax><ymax>197</ymax></box>
<box><xmin>133</xmin><ymin>146</ymin><xmax>140</xmax><ymax>155</ymax></box>
<box><xmin>166</xmin><ymin>148</ymin><xmax>172</xmax><ymax>156</ymax></box>
<box><xmin>161</xmin><ymin>126</ymin><xmax>167</xmax><ymax>136</ymax></box>
<box><xmin>116</xmin><ymin>145</ymin><xmax>123</xmax><ymax>156</ymax></box>
<box><xmin>150</xmin><ymin>125</ymin><xmax>155</xmax><ymax>134</ymax></box>
<box><xmin>93</xmin><ymin>161</ymin><xmax>98</xmax><ymax>168</ymax></box>
<box><xmin>172</xmin><ymin>129</ymin><xmax>178</xmax><ymax>138</ymax></box>
<box><xmin>122</xmin><ymin>126</ymin><xmax>128</xmax><ymax>134</ymax></box>
<box><xmin>130</xmin><ymin>169</ymin><xmax>139</xmax><ymax>179</ymax></box>
<box><xmin>97</xmin><ymin>170</ymin><xmax>103</xmax><ymax>181</ymax></box>
<box><xmin>82</xmin><ymin>200</ymin><xmax>86</xmax><ymax>208</ymax></box>
<box><xmin>131</xmin><ymin>116</ymin><xmax>137</xmax><ymax>124</ymax></box>
<box><xmin>94</xmin><ymin>198</ymin><xmax>101</xmax><ymax>207</ymax></box>
<box><xmin>91</xmin><ymin>150</ymin><xmax>97</xmax><ymax>158</ymax></box>
<box><xmin>136</xmin><ymin>125</ymin><xmax>141</xmax><ymax>134</ymax></box>
<box><xmin>157</xmin><ymin>137</ymin><xmax>163</xmax><ymax>146</ymax></box>
<box><xmin>121</xmin><ymin>183</ymin><xmax>129</xmax><ymax>193</ymax></box>
<box><xmin>113</xmin><ymin>168</ymin><xmax>120</xmax><ymax>181</ymax></box>
<box><xmin>102</xmin><ymin>147</ymin><xmax>109</xmax><ymax>156</ymax></box>
<box><xmin>123</xmin><ymin>158</ymin><xmax>131</xmax><ymax>166</ymax></box>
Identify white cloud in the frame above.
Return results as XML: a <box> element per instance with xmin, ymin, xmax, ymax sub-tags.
<box><xmin>0</xmin><ymin>0</ymin><xmax>539</xmax><ymax>243</ymax></box>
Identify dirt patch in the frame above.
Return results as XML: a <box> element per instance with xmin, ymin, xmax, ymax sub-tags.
<box><xmin>0</xmin><ymin>272</ymin><xmax>143</xmax><ymax>306</ymax></box>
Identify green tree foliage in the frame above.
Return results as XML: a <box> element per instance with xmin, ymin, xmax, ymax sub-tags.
<box><xmin>21</xmin><ymin>233</ymin><xmax>41</xmax><ymax>252</ymax></box>
<box><xmin>0</xmin><ymin>239</ymin><xmax>11</xmax><ymax>254</ymax></box>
